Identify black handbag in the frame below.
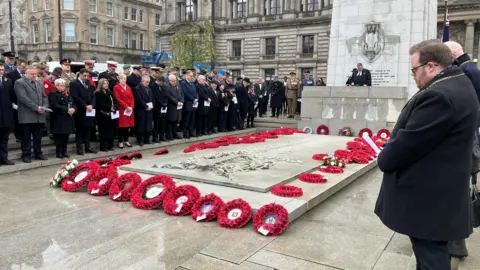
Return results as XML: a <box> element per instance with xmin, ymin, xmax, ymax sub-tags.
<box><xmin>471</xmin><ymin>174</ymin><xmax>480</xmax><ymax>228</ymax></box>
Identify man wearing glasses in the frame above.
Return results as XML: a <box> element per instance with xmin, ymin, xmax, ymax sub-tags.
<box><xmin>375</xmin><ymin>40</ymin><xmax>479</xmax><ymax>269</ymax></box>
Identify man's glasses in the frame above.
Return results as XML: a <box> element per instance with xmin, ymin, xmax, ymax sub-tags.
<box><xmin>411</xmin><ymin>63</ymin><xmax>427</xmax><ymax>74</ymax></box>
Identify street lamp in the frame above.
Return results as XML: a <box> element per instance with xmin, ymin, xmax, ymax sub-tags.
<box><xmin>8</xmin><ymin>0</ymin><xmax>15</xmax><ymax>52</ymax></box>
<box><xmin>210</xmin><ymin>0</ymin><xmax>215</xmax><ymax>69</ymax></box>
<box><xmin>57</xmin><ymin>0</ymin><xmax>63</xmax><ymax>60</ymax></box>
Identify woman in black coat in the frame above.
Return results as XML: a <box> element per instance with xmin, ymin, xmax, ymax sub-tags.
<box><xmin>208</xmin><ymin>80</ymin><xmax>220</xmax><ymax>133</ymax></box>
<box><xmin>95</xmin><ymin>78</ymin><xmax>118</xmax><ymax>151</ymax></box>
<box><xmin>270</xmin><ymin>77</ymin><xmax>285</xmax><ymax>117</ymax></box>
<box><xmin>195</xmin><ymin>78</ymin><xmax>210</xmax><ymax>136</ymax></box>
<box><xmin>226</xmin><ymin>84</ymin><xmax>238</xmax><ymax>131</ymax></box>
<box><xmin>152</xmin><ymin>76</ymin><xmax>168</xmax><ymax>142</ymax></box>
<box><xmin>133</xmin><ymin>76</ymin><xmax>154</xmax><ymax>146</ymax></box>
<box><xmin>48</xmin><ymin>79</ymin><xmax>75</xmax><ymax>158</ymax></box>
<box><xmin>217</xmin><ymin>84</ymin><xmax>230</xmax><ymax>132</ymax></box>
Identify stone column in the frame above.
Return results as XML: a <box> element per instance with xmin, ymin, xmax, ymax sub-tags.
<box><xmin>259</xmin><ymin>0</ymin><xmax>265</xmax><ymax>15</ymax></box>
<box><xmin>180</xmin><ymin>3</ymin><xmax>185</xmax><ymax>21</ymax></box>
<box><xmin>248</xmin><ymin>0</ymin><xmax>254</xmax><ymax>15</ymax></box>
<box><xmin>290</xmin><ymin>0</ymin><xmax>296</xmax><ymax>11</ymax></box>
<box><xmin>222</xmin><ymin>0</ymin><xmax>227</xmax><ymax>17</ymax></box>
<box><xmin>197</xmin><ymin>0</ymin><xmax>202</xmax><ymax>19</ymax></box>
<box><xmin>465</xmin><ymin>20</ymin><xmax>475</xmax><ymax>57</ymax></box>
<box><xmin>266</xmin><ymin>0</ymin><xmax>271</xmax><ymax>15</ymax></box>
<box><xmin>232</xmin><ymin>0</ymin><xmax>238</xmax><ymax>18</ymax></box>
<box><xmin>302</xmin><ymin>0</ymin><xmax>308</xmax><ymax>11</ymax></box>
<box><xmin>226</xmin><ymin>0</ymin><xmax>232</xmax><ymax>18</ymax></box>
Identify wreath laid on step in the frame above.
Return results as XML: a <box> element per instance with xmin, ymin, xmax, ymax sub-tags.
<box><xmin>358</xmin><ymin>128</ymin><xmax>373</xmax><ymax>138</ymax></box>
<box><xmin>108</xmin><ymin>172</ymin><xmax>142</xmax><ymax>201</ymax></box>
<box><xmin>163</xmin><ymin>185</ymin><xmax>201</xmax><ymax>216</ymax></box>
<box><xmin>318</xmin><ymin>165</ymin><xmax>344</xmax><ymax>174</ymax></box>
<box><xmin>115</xmin><ymin>153</ymin><xmax>130</xmax><ymax>161</ymax></box>
<box><xmin>131</xmin><ymin>175</ymin><xmax>176</xmax><ymax>210</ymax></box>
<box><xmin>217</xmin><ymin>198</ymin><xmax>252</xmax><ymax>229</ymax></box>
<box><xmin>61</xmin><ymin>162</ymin><xmax>100</xmax><ymax>192</ymax></box>
<box><xmin>338</xmin><ymin>127</ymin><xmax>353</xmax><ymax>137</ymax></box>
<box><xmin>128</xmin><ymin>152</ymin><xmax>143</xmax><ymax>160</ymax></box>
<box><xmin>271</xmin><ymin>185</ymin><xmax>303</xmax><ymax>198</ymax></box>
<box><xmin>321</xmin><ymin>155</ymin><xmax>346</xmax><ymax>168</ymax></box>
<box><xmin>49</xmin><ymin>159</ymin><xmax>79</xmax><ymax>187</ymax></box>
<box><xmin>191</xmin><ymin>193</ymin><xmax>225</xmax><ymax>222</ymax></box>
<box><xmin>109</xmin><ymin>159</ymin><xmax>132</xmax><ymax>167</ymax></box>
<box><xmin>316</xmin><ymin>125</ymin><xmax>329</xmax><ymax>135</ymax></box>
<box><xmin>153</xmin><ymin>148</ymin><xmax>169</xmax><ymax>156</ymax></box>
<box><xmin>312</xmin><ymin>153</ymin><xmax>327</xmax><ymax>161</ymax></box>
<box><xmin>91</xmin><ymin>158</ymin><xmax>112</xmax><ymax>166</ymax></box>
<box><xmin>299</xmin><ymin>173</ymin><xmax>328</xmax><ymax>183</ymax></box>
<box><xmin>253</xmin><ymin>203</ymin><xmax>289</xmax><ymax>236</ymax></box>
<box><xmin>87</xmin><ymin>165</ymin><xmax>119</xmax><ymax>196</ymax></box>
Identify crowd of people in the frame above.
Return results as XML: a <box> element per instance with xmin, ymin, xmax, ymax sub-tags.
<box><xmin>0</xmin><ymin>53</ymin><xmax>319</xmax><ymax>164</ymax></box>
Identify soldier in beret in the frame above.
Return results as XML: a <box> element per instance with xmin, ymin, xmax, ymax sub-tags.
<box><xmin>2</xmin><ymin>52</ymin><xmax>16</xmax><ymax>74</ymax></box>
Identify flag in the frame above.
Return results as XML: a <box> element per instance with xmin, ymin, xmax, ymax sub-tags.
<box><xmin>442</xmin><ymin>1</ymin><xmax>449</xmax><ymax>42</ymax></box>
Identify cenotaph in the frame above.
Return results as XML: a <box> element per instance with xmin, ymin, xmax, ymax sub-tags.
<box><xmin>299</xmin><ymin>0</ymin><xmax>438</xmax><ymax>134</ymax></box>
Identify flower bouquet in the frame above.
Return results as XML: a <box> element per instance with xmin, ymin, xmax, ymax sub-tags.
<box><xmin>49</xmin><ymin>159</ymin><xmax>79</xmax><ymax>187</ymax></box>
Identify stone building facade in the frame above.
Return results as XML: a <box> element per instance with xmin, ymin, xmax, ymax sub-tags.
<box><xmin>1</xmin><ymin>0</ymin><xmax>479</xmax><ymax>81</ymax></box>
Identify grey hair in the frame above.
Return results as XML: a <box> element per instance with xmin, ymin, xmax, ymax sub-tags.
<box><xmin>54</xmin><ymin>78</ymin><xmax>66</xmax><ymax>86</ymax></box>
<box><xmin>141</xmin><ymin>76</ymin><xmax>151</xmax><ymax>82</ymax></box>
<box><xmin>197</xmin><ymin>75</ymin><xmax>205</xmax><ymax>81</ymax></box>
<box><xmin>118</xmin><ymin>74</ymin><xmax>127</xmax><ymax>81</ymax></box>
<box><xmin>168</xmin><ymin>74</ymin><xmax>177</xmax><ymax>81</ymax></box>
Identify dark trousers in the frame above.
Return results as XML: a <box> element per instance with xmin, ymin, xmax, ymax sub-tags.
<box><xmin>20</xmin><ymin>123</ymin><xmax>43</xmax><ymax>158</ymax></box>
<box><xmin>167</xmin><ymin>121</ymin><xmax>177</xmax><ymax>140</ymax></box>
<box><xmin>247</xmin><ymin>111</ymin><xmax>255</xmax><ymax>127</ymax></box>
<box><xmin>258</xmin><ymin>98</ymin><xmax>266</xmax><ymax>117</ymax></box>
<box><xmin>410</xmin><ymin>237</ymin><xmax>450</xmax><ymax>270</ymax></box>
<box><xmin>0</xmin><ymin>127</ymin><xmax>10</xmax><ymax>161</ymax></box>
<box><xmin>272</xmin><ymin>108</ymin><xmax>281</xmax><ymax>117</ymax></box>
<box><xmin>296</xmin><ymin>101</ymin><xmax>301</xmax><ymax>115</ymax></box>
<box><xmin>182</xmin><ymin>111</ymin><xmax>195</xmax><ymax>136</ymax></box>
<box><xmin>196</xmin><ymin>114</ymin><xmax>208</xmax><ymax>134</ymax></box>
<box><xmin>75</xmin><ymin>126</ymin><xmax>92</xmax><ymax>149</ymax></box>
<box><xmin>13</xmin><ymin>111</ymin><xmax>20</xmax><ymax>139</ymax></box>
<box><xmin>100</xmin><ymin>139</ymin><xmax>114</xmax><ymax>150</ymax></box>
<box><xmin>54</xmin><ymin>134</ymin><xmax>69</xmax><ymax>156</ymax></box>
<box><xmin>153</xmin><ymin>117</ymin><xmax>167</xmax><ymax>140</ymax></box>
<box><xmin>208</xmin><ymin>107</ymin><xmax>218</xmax><ymax>132</ymax></box>
<box><xmin>218</xmin><ymin>112</ymin><xmax>227</xmax><ymax>132</ymax></box>
<box><xmin>136</xmin><ymin>130</ymin><xmax>150</xmax><ymax>143</ymax></box>
<box><xmin>117</xmin><ymin>128</ymin><xmax>130</xmax><ymax>143</ymax></box>
<box><xmin>239</xmin><ymin>105</ymin><xmax>247</xmax><ymax>129</ymax></box>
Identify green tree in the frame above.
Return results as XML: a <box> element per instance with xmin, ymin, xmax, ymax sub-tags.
<box><xmin>170</xmin><ymin>19</ymin><xmax>215</xmax><ymax>69</ymax></box>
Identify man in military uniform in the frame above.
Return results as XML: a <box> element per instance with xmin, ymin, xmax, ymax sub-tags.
<box><xmin>60</xmin><ymin>59</ymin><xmax>75</xmax><ymax>91</ymax></box>
<box><xmin>84</xmin><ymin>60</ymin><xmax>98</xmax><ymax>88</ymax></box>
<box><xmin>286</xmin><ymin>72</ymin><xmax>300</xmax><ymax>118</ymax></box>
<box><xmin>98</xmin><ymin>61</ymin><xmax>119</xmax><ymax>91</ymax></box>
<box><xmin>2</xmin><ymin>52</ymin><xmax>16</xmax><ymax>74</ymax></box>
<box><xmin>33</xmin><ymin>62</ymin><xmax>47</xmax><ymax>82</ymax></box>
<box><xmin>127</xmin><ymin>65</ymin><xmax>142</xmax><ymax>89</ymax></box>
<box><xmin>122</xmin><ymin>64</ymin><xmax>131</xmax><ymax>76</ymax></box>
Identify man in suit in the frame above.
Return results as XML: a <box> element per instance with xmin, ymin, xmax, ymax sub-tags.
<box><xmin>6</xmin><ymin>58</ymin><xmax>27</xmax><ymax>142</ymax></box>
<box><xmin>375</xmin><ymin>40</ymin><xmax>479</xmax><ymax>269</ymax></box>
<box><xmin>2</xmin><ymin>52</ymin><xmax>16</xmax><ymax>74</ymax></box>
<box><xmin>0</xmin><ymin>65</ymin><xmax>15</xmax><ymax>165</ymax></box>
<box><xmin>14</xmin><ymin>65</ymin><xmax>49</xmax><ymax>163</ymax></box>
<box><xmin>235</xmin><ymin>77</ymin><xmax>249</xmax><ymax>129</ymax></box>
<box><xmin>349</xmin><ymin>63</ymin><xmax>372</xmax><ymax>86</ymax></box>
<box><xmin>180</xmin><ymin>70</ymin><xmax>198</xmax><ymax>138</ymax></box>
<box><xmin>254</xmin><ymin>77</ymin><xmax>266</xmax><ymax>117</ymax></box>
<box><xmin>164</xmin><ymin>74</ymin><xmax>183</xmax><ymax>140</ymax></box>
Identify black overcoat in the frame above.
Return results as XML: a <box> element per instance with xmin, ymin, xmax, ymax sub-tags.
<box><xmin>196</xmin><ymin>82</ymin><xmax>210</xmax><ymax>116</ymax></box>
<box><xmin>70</xmin><ymin>79</ymin><xmax>96</xmax><ymax>128</ymax></box>
<box><xmin>95</xmin><ymin>90</ymin><xmax>118</xmax><ymax>139</ymax></box>
<box><xmin>375</xmin><ymin>67</ymin><xmax>479</xmax><ymax>241</ymax></box>
<box><xmin>152</xmin><ymin>83</ymin><xmax>168</xmax><ymax>119</ymax></box>
<box><xmin>48</xmin><ymin>90</ymin><xmax>75</xmax><ymax>134</ymax></box>
<box><xmin>0</xmin><ymin>77</ymin><xmax>14</xmax><ymax>128</ymax></box>
<box><xmin>164</xmin><ymin>83</ymin><xmax>184</xmax><ymax>122</ymax></box>
<box><xmin>133</xmin><ymin>84</ymin><xmax>154</xmax><ymax>133</ymax></box>
<box><xmin>270</xmin><ymin>81</ymin><xmax>285</xmax><ymax>109</ymax></box>
<box><xmin>456</xmin><ymin>53</ymin><xmax>480</xmax><ymax>103</ymax></box>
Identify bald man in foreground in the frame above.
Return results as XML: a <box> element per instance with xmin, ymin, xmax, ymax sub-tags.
<box><xmin>445</xmin><ymin>41</ymin><xmax>480</xmax><ymax>101</ymax></box>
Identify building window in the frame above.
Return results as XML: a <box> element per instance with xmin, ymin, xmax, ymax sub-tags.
<box><xmin>32</xmin><ymin>0</ymin><xmax>38</xmax><ymax>11</ymax></box>
<box><xmin>45</xmin><ymin>22</ymin><xmax>52</xmax><ymax>42</ymax></box>
<box><xmin>155</xmin><ymin>36</ymin><xmax>161</xmax><ymax>51</ymax></box>
<box><xmin>106</xmin><ymin>2</ymin><xmax>113</xmax><ymax>16</ymax></box>
<box><xmin>264</xmin><ymin>69</ymin><xmax>275</xmax><ymax>82</ymax></box>
<box><xmin>89</xmin><ymin>24</ymin><xmax>98</xmax><ymax>44</ymax></box>
<box><xmin>63</xmin><ymin>0</ymin><xmax>73</xmax><ymax>9</ymax></box>
<box><xmin>139</xmin><ymin>10</ymin><xmax>144</xmax><ymax>22</ymax></box>
<box><xmin>237</xmin><ymin>0</ymin><xmax>247</xmax><ymax>18</ymax></box>
<box><xmin>131</xmin><ymin>8</ymin><xmax>137</xmax><ymax>21</ymax></box>
<box><xmin>185</xmin><ymin>0</ymin><xmax>194</xmax><ymax>21</ymax></box>
<box><xmin>232</xmin><ymin>70</ymin><xmax>241</xmax><ymax>84</ymax></box>
<box><xmin>124</xmin><ymin>31</ymin><xmax>130</xmax><ymax>48</ymax></box>
<box><xmin>270</xmin><ymin>0</ymin><xmax>281</xmax><ymax>15</ymax></box>
<box><xmin>139</xmin><ymin>33</ymin><xmax>144</xmax><ymax>50</ymax></box>
<box><xmin>124</xmin><ymin>7</ymin><xmax>129</xmax><ymax>19</ymax></box>
<box><xmin>302</xmin><ymin>35</ymin><xmax>314</xmax><ymax>55</ymax></box>
<box><xmin>232</xmin><ymin>40</ymin><xmax>242</xmax><ymax>57</ymax></box>
<box><xmin>106</xmin><ymin>27</ymin><xmax>114</xmax><ymax>46</ymax></box>
<box><xmin>307</xmin><ymin>0</ymin><xmax>320</xmax><ymax>10</ymax></box>
<box><xmin>45</xmin><ymin>0</ymin><xmax>51</xmax><ymax>10</ymax></box>
<box><xmin>265</xmin><ymin>37</ymin><xmax>276</xmax><ymax>56</ymax></box>
<box><xmin>131</xmin><ymin>33</ymin><xmax>137</xmax><ymax>49</ymax></box>
<box><xmin>89</xmin><ymin>0</ymin><xmax>96</xmax><ymax>12</ymax></box>
<box><xmin>64</xmin><ymin>22</ymin><xmax>75</xmax><ymax>42</ymax></box>
<box><xmin>32</xmin><ymin>24</ymin><xmax>39</xmax><ymax>43</ymax></box>
<box><xmin>155</xmin><ymin>14</ymin><xmax>161</xmax><ymax>25</ymax></box>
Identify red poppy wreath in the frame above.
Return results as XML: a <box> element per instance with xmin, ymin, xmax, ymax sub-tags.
<box><xmin>109</xmin><ymin>159</ymin><xmax>132</xmax><ymax>167</ymax></box>
<box><xmin>312</xmin><ymin>153</ymin><xmax>327</xmax><ymax>161</ymax></box>
<box><xmin>131</xmin><ymin>175</ymin><xmax>176</xmax><ymax>210</ymax></box>
<box><xmin>318</xmin><ymin>165</ymin><xmax>344</xmax><ymax>174</ymax></box>
<box><xmin>91</xmin><ymin>158</ymin><xmax>112</xmax><ymax>166</ymax></box>
<box><xmin>217</xmin><ymin>198</ymin><xmax>252</xmax><ymax>229</ymax></box>
<box><xmin>108</xmin><ymin>172</ymin><xmax>142</xmax><ymax>201</ymax></box>
<box><xmin>358</xmin><ymin>128</ymin><xmax>373</xmax><ymax>138</ymax></box>
<box><xmin>184</xmin><ymin>147</ymin><xmax>196</xmax><ymax>153</ymax></box>
<box><xmin>115</xmin><ymin>153</ymin><xmax>130</xmax><ymax>161</ymax></box>
<box><xmin>191</xmin><ymin>193</ymin><xmax>225</xmax><ymax>222</ymax></box>
<box><xmin>377</xmin><ymin>129</ymin><xmax>391</xmax><ymax>140</ymax></box>
<box><xmin>271</xmin><ymin>185</ymin><xmax>303</xmax><ymax>198</ymax></box>
<box><xmin>253</xmin><ymin>203</ymin><xmax>289</xmax><ymax>236</ymax></box>
<box><xmin>128</xmin><ymin>152</ymin><xmax>143</xmax><ymax>160</ymax></box>
<box><xmin>154</xmin><ymin>148</ymin><xmax>169</xmax><ymax>156</ymax></box>
<box><xmin>299</xmin><ymin>173</ymin><xmax>328</xmax><ymax>184</ymax></box>
<box><xmin>87</xmin><ymin>165</ymin><xmax>119</xmax><ymax>196</ymax></box>
<box><xmin>163</xmin><ymin>185</ymin><xmax>201</xmax><ymax>216</ymax></box>
<box><xmin>61</xmin><ymin>162</ymin><xmax>100</xmax><ymax>192</ymax></box>
<box><xmin>316</xmin><ymin>125</ymin><xmax>329</xmax><ymax>135</ymax></box>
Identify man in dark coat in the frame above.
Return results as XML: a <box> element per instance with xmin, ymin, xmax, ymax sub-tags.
<box><xmin>195</xmin><ymin>75</ymin><xmax>211</xmax><ymax>136</ymax></box>
<box><xmin>0</xmin><ymin>65</ymin><xmax>15</xmax><ymax>165</ymax></box>
<box><xmin>127</xmin><ymin>66</ymin><xmax>142</xmax><ymax>89</ymax></box>
<box><xmin>207</xmin><ymin>79</ymin><xmax>220</xmax><ymax>134</ymax></box>
<box><xmin>2</xmin><ymin>51</ymin><xmax>16</xmax><ymax>74</ymax></box>
<box><xmin>270</xmin><ymin>76</ymin><xmax>285</xmax><ymax>117</ymax></box>
<box><xmin>254</xmin><ymin>77</ymin><xmax>266</xmax><ymax>117</ymax></box>
<box><xmin>349</xmin><ymin>63</ymin><xmax>371</xmax><ymax>86</ymax></box>
<box><xmin>6</xmin><ymin>58</ymin><xmax>27</xmax><ymax>141</ymax></box>
<box><xmin>180</xmin><ymin>70</ymin><xmax>198</xmax><ymax>139</ymax></box>
<box><xmin>152</xmin><ymin>76</ymin><xmax>168</xmax><ymax>142</ymax></box>
<box><xmin>235</xmin><ymin>77</ymin><xmax>249</xmax><ymax>129</ymax></box>
<box><xmin>98</xmin><ymin>61</ymin><xmax>119</xmax><ymax>92</ymax></box>
<box><xmin>164</xmin><ymin>74</ymin><xmax>183</xmax><ymax>140</ymax></box>
<box><xmin>70</xmin><ymin>69</ymin><xmax>97</xmax><ymax>155</ymax></box>
<box><xmin>133</xmin><ymin>76</ymin><xmax>154</xmax><ymax>145</ymax></box>
<box><xmin>375</xmin><ymin>40</ymin><xmax>479</xmax><ymax>269</ymax></box>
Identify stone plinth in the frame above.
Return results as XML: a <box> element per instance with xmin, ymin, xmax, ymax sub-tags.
<box><xmin>299</xmin><ymin>86</ymin><xmax>408</xmax><ymax>134</ymax></box>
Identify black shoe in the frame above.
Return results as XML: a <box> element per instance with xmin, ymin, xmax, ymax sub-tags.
<box><xmin>270</xmin><ymin>115</ymin><xmax>275</xmax><ymax>117</ymax></box>
<box><xmin>56</xmin><ymin>154</ymin><xmax>64</xmax><ymax>159</ymax></box>
<box><xmin>246</xmin><ymin>125</ymin><xmax>251</xmax><ymax>128</ymax></box>
<box><xmin>85</xmin><ymin>148</ymin><xmax>97</xmax><ymax>154</ymax></box>
<box><xmin>152</xmin><ymin>138</ymin><xmax>159</xmax><ymax>143</ymax></box>
<box><xmin>35</xmin><ymin>155</ymin><xmax>48</xmax><ymax>160</ymax></box>
<box><xmin>161</xmin><ymin>137</ymin><xmax>168</xmax><ymax>142</ymax></box>
<box><xmin>63</xmin><ymin>153</ymin><xmax>70</xmax><ymax>158</ymax></box>
<box><xmin>22</xmin><ymin>157</ymin><xmax>31</xmax><ymax>163</ymax></box>
<box><xmin>138</xmin><ymin>141</ymin><xmax>144</xmax><ymax>146</ymax></box>
<box><xmin>49</xmin><ymin>135</ymin><xmax>54</xmax><ymax>140</ymax></box>
<box><xmin>0</xmin><ymin>160</ymin><xmax>14</xmax><ymax>165</ymax></box>
<box><xmin>108</xmin><ymin>147</ymin><xmax>114</xmax><ymax>151</ymax></box>
<box><xmin>100</xmin><ymin>148</ymin><xmax>108</xmax><ymax>152</ymax></box>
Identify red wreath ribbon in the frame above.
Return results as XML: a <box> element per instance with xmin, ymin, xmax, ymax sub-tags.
<box><xmin>358</xmin><ymin>128</ymin><xmax>373</xmax><ymax>138</ymax></box>
<box><xmin>191</xmin><ymin>193</ymin><xmax>225</xmax><ymax>222</ymax></box>
<box><xmin>108</xmin><ymin>172</ymin><xmax>142</xmax><ymax>201</ymax></box>
<box><xmin>62</xmin><ymin>162</ymin><xmax>100</xmax><ymax>192</ymax></box>
<box><xmin>109</xmin><ymin>159</ymin><xmax>132</xmax><ymax>167</ymax></box>
<box><xmin>154</xmin><ymin>148</ymin><xmax>169</xmax><ymax>156</ymax></box>
<box><xmin>217</xmin><ymin>198</ymin><xmax>252</xmax><ymax>229</ymax></box>
<box><xmin>271</xmin><ymin>185</ymin><xmax>303</xmax><ymax>197</ymax></box>
<box><xmin>163</xmin><ymin>185</ymin><xmax>201</xmax><ymax>216</ymax></box>
<box><xmin>131</xmin><ymin>175</ymin><xmax>176</xmax><ymax>210</ymax></box>
<box><xmin>253</xmin><ymin>203</ymin><xmax>289</xmax><ymax>236</ymax></box>
<box><xmin>128</xmin><ymin>152</ymin><xmax>143</xmax><ymax>160</ymax></box>
<box><xmin>351</xmin><ymin>153</ymin><xmax>370</xmax><ymax>164</ymax></box>
<box><xmin>115</xmin><ymin>154</ymin><xmax>129</xmax><ymax>161</ymax></box>
<box><xmin>87</xmin><ymin>165</ymin><xmax>119</xmax><ymax>196</ymax></box>
<box><xmin>183</xmin><ymin>147</ymin><xmax>196</xmax><ymax>153</ymax></box>
<box><xmin>299</xmin><ymin>173</ymin><xmax>328</xmax><ymax>183</ymax></box>
<box><xmin>377</xmin><ymin>129</ymin><xmax>391</xmax><ymax>140</ymax></box>
<box><xmin>316</xmin><ymin>125</ymin><xmax>329</xmax><ymax>135</ymax></box>
<box><xmin>318</xmin><ymin>165</ymin><xmax>344</xmax><ymax>174</ymax></box>
<box><xmin>312</xmin><ymin>153</ymin><xmax>327</xmax><ymax>161</ymax></box>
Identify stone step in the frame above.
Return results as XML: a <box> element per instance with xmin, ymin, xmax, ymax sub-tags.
<box><xmin>7</xmin><ymin>135</ymin><xmax>76</xmax><ymax>150</ymax></box>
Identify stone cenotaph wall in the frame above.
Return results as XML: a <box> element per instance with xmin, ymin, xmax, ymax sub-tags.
<box><xmin>300</xmin><ymin>0</ymin><xmax>438</xmax><ymax>134</ymax></box>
